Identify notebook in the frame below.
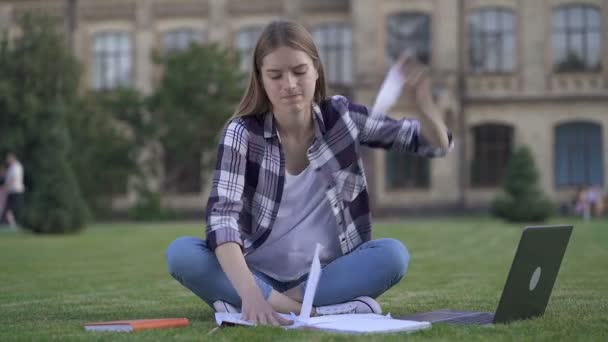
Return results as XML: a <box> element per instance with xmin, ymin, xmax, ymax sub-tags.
<box><xmin>215</xmin><ymin>244</ymin><xmax>431</xmax><ymax>334</ymax></box>
<box><xmin>83</xmin><ymin>318</ymin><xmax>190</xmax><ymax>332</ymax></box>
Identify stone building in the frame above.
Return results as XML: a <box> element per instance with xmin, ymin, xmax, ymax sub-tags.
<box><xmin>1</xmin><ymin>0</ymin><xmax>606</xmax><ymax>214</ymax></box>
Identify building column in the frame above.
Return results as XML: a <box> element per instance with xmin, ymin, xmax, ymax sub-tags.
<box><xmin>351</xmin><ymin>0</ymin><xmax>382</xmax><ymax>208</ymax></box>
<box><xmin>208</xmin><ymin>0</ymin><xmax>228</xmax><ymax>45</ymax></box>
<box><xmin>434</xmin><ymin>0</ymin><xmax>463</xmax><ymax>207</ymax></box>
<box><xmin>135</xmin><ymin>0</ymin><xmax>153</xmax><ymax>95</ymax></box>
<box><xmin>351</xmin><ymin>0</ymin><xmax>381</xmax><ymax>89</ymax></box>
<box><xmin>284</xmin><ymin>0</ymin><xmax>301</xmax><ymax>21</ymax></box>
<box><xmin>0</xmin><ymin>4</ymin><xmax>13</xmax><ymax>34</ymax></box>
<box><xmin>133</xmin><ymin>0</ymin><xmax>162</xmax><ymax>199</ymax></box>
<box><xmin>520</xmin><ymin>0</ymin><xmax>546</xmax><ymax>95</ymax></box>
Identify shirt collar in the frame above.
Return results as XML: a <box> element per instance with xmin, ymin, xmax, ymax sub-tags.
<box><xmin>263</xmin><ymin>102</ymin><xmax>326</xmax><ymax>139</ymax></box>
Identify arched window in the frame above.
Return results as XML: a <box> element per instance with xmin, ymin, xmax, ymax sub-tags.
<box><xmin>552</xmin><ymin>5</ymin><xmax>602</xmax><ymax>72</ymax></box>
<box><xmin>469</xmin><ymin>8</ymin><xmax>516</xmax><ymax>73</ymax></box>
<box><xmin>555</xmin><ymin>122</ymin><xmax>603</xmax><ymax>186</ymax></box>
<box><xmin>93</xmin><ymin>32</ymin><xmax>132</xmax><ymax>90</ymax></box>
<box><xmin>471</xmin><ymin>123</ymin><xmax>514</xmax><ymax>187</ymax></box>
<box><xmin>386</xmin><ymin>13</ymin><xmax>431</xmax><ymax>64</ymax></box>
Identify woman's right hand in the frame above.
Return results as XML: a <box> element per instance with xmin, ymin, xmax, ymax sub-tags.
<box><xmin>241</xmin><ymin>292</ymin><xmax>293</xmax><ymax>326</ymax></box>
<box><xmin>214</xmin><ymin>243</ymin><xmax>292</xmax><ymax>326</ymax></box>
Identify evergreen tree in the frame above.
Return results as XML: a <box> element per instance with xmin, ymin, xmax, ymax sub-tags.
<box><xmin>148</xmin><ymin>43</ymin><xmax>244</xmax><ymax>192</ymax></box>
<box><xmin>66</xmin><ymin>89</ymin><xmax>153</xmax><ymax>217</ymax></box>
<box><xmin>0</xmin><ymin>15</ymin><xmax>88</xmax><ymax>233</ymax></box>
<box><xmin>492</xmin><ymin>146</ymin><xmax>554</xmax><ymax>222</ymax></box>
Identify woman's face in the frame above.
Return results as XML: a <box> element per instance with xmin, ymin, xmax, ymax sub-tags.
<box><xmin>260</xmin><ymin>46</ymin><xmax>318</xmax><ymax>117</ymax></box>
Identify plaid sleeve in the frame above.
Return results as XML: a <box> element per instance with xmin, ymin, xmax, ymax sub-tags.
<box><xmin>340</xmin><ymin>96</ymin><xmax>453</xmax><ymax>157</ymax></box>
<box><xmin>205</xmin><ymin>119</ymin><xmax>249</xmax><ymax>252</ymax></box>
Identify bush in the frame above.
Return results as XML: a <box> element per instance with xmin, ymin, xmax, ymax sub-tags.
<box><xmin>492</xmin><ymin>146</ymin><xmax>555</xmax><ymax>223</ymax></box>
<box><xmin>128</xmin><ymin>186</ymin><xmax>176</xmax><ymax>221</ymax></box>
<box><xmin>21</xmin><ymin>136</ymin><xmax>90</xmax><ymax>233</ymax></box>
<box><xmin>67</xmin><ymin>89</ymin><xmax>155</xmax><ymax>218</ymax></box>
<box><xmin>149</xmin><ymin>43</ymin><xmax>243</xmax><ymax>191</ymax></box>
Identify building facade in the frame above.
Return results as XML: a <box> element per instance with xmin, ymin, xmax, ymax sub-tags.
<box><xmin>1</xmin><ymin>0</ymin><xmax>607</xmax><ymax>214</ymax></box>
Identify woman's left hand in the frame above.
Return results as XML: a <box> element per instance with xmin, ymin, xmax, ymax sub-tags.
<box><xmin>396</xmin><ymin>52</ymin><xmax>450</xmax><ymax>150</ymax></box>
<box><xmin>397</xmin><ymin>54</ymin><xmax>434</xmax><ymax>113</ymax></box>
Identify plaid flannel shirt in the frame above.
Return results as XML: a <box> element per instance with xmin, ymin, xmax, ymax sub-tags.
<box><xmin>205</xmin><ymin>95</ymin><xmax>452</xmax><ymax>255</ymax></box>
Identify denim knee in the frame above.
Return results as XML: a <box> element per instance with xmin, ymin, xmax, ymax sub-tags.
<box><xmin>166</xmin><ymin>236</ymin><xmax>209</xmax><ymax>282</ymax></box>
<box><xmin>377</xmin><ymin>238</ymin><xmax>410</xmax><ymax>281</ymax></box>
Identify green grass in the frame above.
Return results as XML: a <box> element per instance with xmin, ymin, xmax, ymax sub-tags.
<box><xmin>1</xmin><ymin>217</ymin><xmax>607</xmax><ymax>341</ymax></box>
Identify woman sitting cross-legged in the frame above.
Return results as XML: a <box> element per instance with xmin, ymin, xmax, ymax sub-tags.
<box><xmin>166</xmin><ymin>20</ymin><xmax>452</xmax><ymax>326</ymax></box>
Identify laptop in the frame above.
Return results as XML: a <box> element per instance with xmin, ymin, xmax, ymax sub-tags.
<box><xmin>398</xmin><ymin>225</ymin><xmax>573</xmax><ymax>325</ymax></box>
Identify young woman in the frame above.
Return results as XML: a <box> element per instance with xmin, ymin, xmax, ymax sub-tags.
<box><xmin>166</xmin><ymin>20</ymin><xmax>451</xmax><ymax>326</ymax></box>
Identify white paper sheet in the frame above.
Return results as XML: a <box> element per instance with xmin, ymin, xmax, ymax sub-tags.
<box><xmin>298</xmin><ymin>243</ymin><xmax>322</xmax><ymax>322</ymax></box>
<box><xmin>304</xmin><ymin>314</ymin><xmax>430</xmax><ymax>334</ymax></box>
<box><xmin>371</xmin><ymin>62</ymin><xmax>407</xmax><ymax>118</ymax></box>
<box><xmin>214</xmin><ymin>242</ymin><xmax>431</xmax><ymax>334</ymax></box>
<box><xmin>216</xmin><ymin>311</ymin><xmax>431</xmax><ymax>334</ymax></box>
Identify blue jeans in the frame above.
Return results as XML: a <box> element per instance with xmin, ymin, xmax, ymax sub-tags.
<box><xmin>166</xmin><ymin>237</ymin><xmax>409</xmax><ymax>308</ymax></box>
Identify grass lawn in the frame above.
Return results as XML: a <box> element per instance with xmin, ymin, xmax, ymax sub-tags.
<box><xmin>0</xmin><ymin>217</ymin><xmax>606</xmax><ymax>341</ymax></box>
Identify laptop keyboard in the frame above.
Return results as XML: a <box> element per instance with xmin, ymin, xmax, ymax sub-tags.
<box><xmin>441</xmin><ymin>312</ymin><xmax>495</xmax><ymax>325</ymax></box>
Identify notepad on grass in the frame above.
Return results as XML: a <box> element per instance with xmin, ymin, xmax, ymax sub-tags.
<box><xmin>84</xmin><ymin>318</ymin><xmax>189</xmax><ymax>332</ymax></box>
<box><xmin>215</xmin><ymin>244</ymin><xmax>431</xmax><ymax>334</ymax></box>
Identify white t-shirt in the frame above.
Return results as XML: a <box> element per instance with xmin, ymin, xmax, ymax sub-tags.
<box><xmin>245</xmin><ymin>165</ymin><xmax>342</xmax><ymax>282</ymax></box>
<box><xmin>5</xmin><ymin>161</ymin><xmax>25</xmax><ymax>193</ymax></box>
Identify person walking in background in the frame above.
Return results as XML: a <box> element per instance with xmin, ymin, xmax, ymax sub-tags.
<box><xmin>166</xmin><ymin>20</ymin><xmax>452</xmax><ymax>326</ymax></box>
<box><xmin>2</xmin><ymin>152</ymin><xmax>25</xmax><ymax>230</ymax></box>
<box><xmin>0</xmin><ymin>163</ymin><xmax>7</xmax><ymax>225</ymax></box>
<box><xmin>574</xmin><ymin>186</ymin><xmax>590</xmax><ymax>220</ymax></box>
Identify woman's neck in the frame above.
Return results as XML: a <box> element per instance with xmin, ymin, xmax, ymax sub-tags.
<box><xmin>274</xmin><ymin>106</ymin><xmax>314</xmax><ymax>140</ymax></box>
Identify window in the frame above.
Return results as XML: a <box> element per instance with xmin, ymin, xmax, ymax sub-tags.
<box><xmin>164</xmin><ymin>29</ymin><xmax>206</xmax><ymax>53</ymax></box>
<box><xmin>312</xmin><ymin>23</ymin><xmax>353</xmax><ymax>85</ymax></box>
<box><xmin>386</xmin><ymin>13</ymin><xmax>431</xmax><ymax>64</ymax></box>
<box><xmin>555</xmin><ymin>122</ymin><xmax>603</xmax><ymax>187</ymax></box>
<box><xmin>552</xmin><ymin>6</ymin><xmax>602</xmax><ymax>72</ymax></box>
<box><xmin>469</xmin><ymin>8</ymin><xmax>516</xmax><ymax>73</ymax></box>
<box><xmin>93</xmin><ymin>32</ymin><xmax>132</xmax><ymax>90</ymax></box>
<box><xmin>386</xmin><ymin>151</ymin><xmax>430</xmax><ymax>189</ymax></box>
<box><xmin>235</xmin><ymin>26</ymin><xmax>263</xmax><ymax>73</ymax></box>
<box><xmin>471</xmin><ymin>124</ymin><xmax>514</xmax><ymax>187</ymax></box>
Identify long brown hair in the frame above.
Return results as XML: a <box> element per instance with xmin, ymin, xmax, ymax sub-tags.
<box><xmin>232</xmin><ymin>20</ymin><xmax>327</xmax><ymax>118</ymax></box>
